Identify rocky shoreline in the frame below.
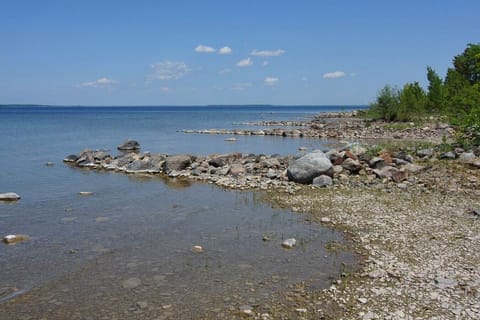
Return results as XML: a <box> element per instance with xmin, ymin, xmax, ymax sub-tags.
<box><xmin>180</xmin><ymin>111</ymin><xmax>456</xmax><ymax>143</ymax></box>
<box><xmin>61</xmin><ymin>112</ymin><xmax>480</xmax><ymax>319</ymax></box>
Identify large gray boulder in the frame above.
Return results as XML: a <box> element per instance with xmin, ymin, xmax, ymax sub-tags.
<box><xmin>163</xmin><ymin>155</ymin><xmax>195</xmax><ymax>172</ymax></box>
<box><xmin>286</xmin><ymin>150</ymin><xmax>333</xmax><ymax>184</ymax></box>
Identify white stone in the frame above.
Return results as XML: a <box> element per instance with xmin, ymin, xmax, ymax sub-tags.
<box><xmin>358</xmin><ymin>297</ymin><xmax>368</xmax><ymax>304</ymax></box>
<box><xmin>192</xmin><ymin>245</ymin><xmax>203</xmax><ymax>253</ymax></box>
<box><xmin>281</xmin><ymin>238</ymin><xmax>297</xmax><ymax>248</ymax></box>
<box><xmin>0</xmin><ymin>192</ymin><xmax>21</xmax><ymax>201</ymax></box>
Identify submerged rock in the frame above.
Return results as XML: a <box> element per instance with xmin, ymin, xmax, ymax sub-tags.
<box><xmin>0</xmin><ymin>193</ymin><xmax>20</xmax><ymax>201</ymax></box>
<box><xmin>122</xmin><ymin>277</ymin><xmax>142</xmax><ymax>289</ymax></box>
<box><xmin>117</xmin><ymin>139</ymin><xmax>140</xmax><ymax>151</ymax></box>
<box><xmin>287</xmin><ymin>150</ymin><xmax>333</xmax><ymax>184</ymax></box>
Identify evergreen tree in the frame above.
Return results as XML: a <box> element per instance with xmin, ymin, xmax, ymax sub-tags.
<box><xmin>426</xmin><ymin>66</ymin><xmax>445</xmax><ymax>112</ymax></box>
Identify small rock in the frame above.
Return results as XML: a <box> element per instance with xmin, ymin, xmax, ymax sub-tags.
<box><xmin>435</xmin><ymin>277</ymin><xmax>457</xmax><ymax>289</ymax></box>
<box><xmin>459</xmin><ymin>152</ymin><xmax>475</xmax><ymax>162</ymax></box>
<box><xmin>122</xmin><ymin>277</ymin><xmax>142</xmax><ymax>289</ymax></box>
<box><xmin>118</xmin><ymin>139</ymin><xmax>140</xmax><ymax>151</ymax></box>
<box><xmin>440</xmin><ymin>151</ymin><xmax>456</xmax><ymax>160</ymax></box>
<box><xmin>357</xmin><ymin>297</ymin><xmax>368</xmax><ymax>304</ymax></box>
<box><xmin>362</xmin><ymin>311</ymin><xmax>377</xmax><ymax>320</ymax></box>
<box><xmin>295</xmin><ymin>308</ymin><xmax>307</xmax><ymax>314</ymax></box>
<box><xmin>45</xmin><ymin>162</ymin><xmax>55</xmax><ymax>166</ymax></box>
<box><xmin>192</xmin><ymin>245</ymin><xmax>203</xmax><ymax>253</ymax></box>
<box><xmin>282</xmin><ymin>238</ymin><xmax>297</xmax><ymax>249</ymax></box>
<box><xmin>135</xmin><ymin>301</ymin><xmax>148</xmax><ymax>309</ymax></box>
<box><xmin>3</xmin><ymin>234</ymin><xmax>29</xmax><ymax>244</ymax></box>
<box><xmin>0</xmin><ymin>193</ymin><xmax>21</xmax><ymax>201</ymax></box>
<box><xmin>239</xmin><ymin>305</ymin><xmax>253</xmax><ymax>315</ymax></box>
<box><xmin>78</xmin><ymin>191</ymin><xmax>93</xmax><ymax>196</ymax></box>
<box><xmin>312</xmin><ymin>175</ymin><xmax>333</xmax><ymax>187</ymax></box>
<box><xmin>63</xmin><ymin>154</ymin><xmax>79</xmax><ymax>162</ymax></box>
<box><xmin>368</xmin><ymin>269</ymin><xmax>386</xmax><ymax>279</ymax></box>
<box><xmin>417</xmin><ymin>148</ymin><xmax>434</xmax><ymax>158</ymax></box>
<box><xmin>369</xmin><ymin>157</ymin><xmax>386</xmax><ymax>169</ymax></box>
<box><xmin>225</xmin><ymin>137</ymin><xmax>237</xmax><ymax>142</ymax></box>
<box><xmin>341</xmin><ymin>158</ymin><xmax>362</xmax><ymax>173</ymax></box>
<box><xmin>320</xmin><ymin>217</ymin><xmax>331</xmax><ymax>223</ymax></box>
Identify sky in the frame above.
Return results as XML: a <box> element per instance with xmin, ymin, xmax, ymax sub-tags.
<box><xmin>0</xmin><ymin>0</ymin><xmax>479</xmax><ymax>106</ymax></box>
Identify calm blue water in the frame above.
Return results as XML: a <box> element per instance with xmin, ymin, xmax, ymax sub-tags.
<box><xmin>0</xmin><ymin>105</ymin><xmax>364</xmax><ymax>201</ymax></box>
<box><xmin>0</xmin><ymin>105</ymin><xmax>360</xmax><ymax>317</ymax></box>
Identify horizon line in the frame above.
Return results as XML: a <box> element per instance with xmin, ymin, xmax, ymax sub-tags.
<box><xmin>0</xmin><ymin>103</ymin><xmax>368</xmax><ymax>108</ymax></box>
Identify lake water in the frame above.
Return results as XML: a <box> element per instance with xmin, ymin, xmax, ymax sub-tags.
<box><xmin>0</xmin><ymin>105</ymin><xmax>360</xmax><ymax>318</ymax></box>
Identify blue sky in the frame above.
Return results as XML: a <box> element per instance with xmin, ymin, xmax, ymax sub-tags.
<box><xmin>1</xmin><ymin>0</ymin><xmax>479</xmax><ymax>106</ymax></box>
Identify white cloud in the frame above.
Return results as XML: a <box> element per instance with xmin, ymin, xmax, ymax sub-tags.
<box><xmin>195</xmin><ymin>45</ymin><xmax>216</xmax><ymax>53</ymax></box>
<box><xmin>262</xmin><ymin>61</ymin><xmax>269</xmax><ymax>67</ymax></box>
<box><xmin>147</xmin><ymin>61</ymin><xmax>191</xmax><ymax>82</ymax></box>
<box><xmin>77</xmin><ymin>77</ymin><xmax>117</xmax><ymax>88</ymax></box>
<box><xmin>323</xmin><ymin>71</ymin><xmax>346</xmax><ymax>79</ymax></box>
<box><xmin>250</xmin><ymin>49</ymin><xmax>285</xmax><ymax>57</ymax></box>
<box><xmin>264</xmin><ymin>77</ymin><xmax>279</xmax><ymax>86</ymax></box>
<box><xmin>231</xmin><ymin>82</ymin><xmax>252</xmax><ymax>91</ymax></box>
<box><xmin>236</xmin><ymin>57</ymin><xmax>253</xmax><ymax>67</ymax></box>
<box><xmin>218</xmin><ymin>46</ymin><xmax>232</xmax><ymax>55</ymax></box>
<box><xmin>301</xmin><ymin>76</ymin><xmax>308</xmax><ymax>81</ymax></box>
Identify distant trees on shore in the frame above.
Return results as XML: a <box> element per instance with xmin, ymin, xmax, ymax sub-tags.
<box><xmin>368</xmin><ymin>43</ymin><xmax>480</xmax><ymax>146</ymax></box>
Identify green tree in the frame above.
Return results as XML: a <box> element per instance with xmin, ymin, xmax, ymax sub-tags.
<box><xmin>368</xmin><ymin>85</ymin><xmax>400</xmax><ymax>121</ymax></box>
<box><xmin>397</xmin><ymin>82</ymin><xmax>426</xmax><ymax>121</ymax></box>
<box><xmin>426</xmin><ymin>66</ymin><xmax>445</xmax><ymax>112</ymax></box>
<box><xmin>452</xmin><ymin>43</ymin><xmax>480</xmax><ymax>85</ymax></box>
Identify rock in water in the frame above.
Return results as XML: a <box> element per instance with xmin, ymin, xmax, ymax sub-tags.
<box><xmin>286</xmin><ymin>150</ymin><xmax>333</xmax><ymax>184</ymax></box>
<box><xmin>117</xmin><ymin>139</ymin><xmax>140</xmax><ymax>151</ymax></box>
<box><xmin>163</xmin><ymin>155</ymin><xmax>194</xmax><ymax>172</ymax></box>
<box><xmin>192</xmin><ymin>245</ymin><xmax>203</xmax><ymax>253</ymax></box>
<box><xmin>63</xmin><ymin>154</ymin><xmax>79</xmax><ymax>163</ymax></box>
<box><xmin>122</xmin><ymin>277</ymin><xmax>142</xmax><ymax>289</ymax></box>
<box><xmin>282</xmin><ymin>238</ymin><xmax>297</xmax><ymax>248</ymax></box>
<box><xmin>0</xmin><ymin>193</ymin><xmax>21</xmax><ymax>201</ymax></box>
<box><xmin>3</xmin><ymin>234</ymin><xmax>29</xmax><ymax>244</ymax></box>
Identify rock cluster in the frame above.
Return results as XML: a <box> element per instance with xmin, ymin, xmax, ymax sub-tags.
<box><xmin>181</xmin><ymin>112</ymin><xmax>456</xmax><ymax>143</ymax></box>
<box><xmin>63</xmin><ymin>141</ymin><xmax>456</xmax><ymax>192</ymax></box>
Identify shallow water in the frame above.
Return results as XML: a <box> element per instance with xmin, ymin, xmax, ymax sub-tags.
<box><xmin>0</xmin><ymin>106</ymin><xmax>359</xmax><ymax>318</ymax></box>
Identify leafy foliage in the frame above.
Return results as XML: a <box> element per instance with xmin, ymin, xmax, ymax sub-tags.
<box><xmin>368</xmin><ymin>85</ymin><xmax>399</xmax><ymax>121</ymax></box>
<box><xmin>426</xmin><ymin>66</ymin><xmax>445</xmax><ymax>112</ymax></box>
<box><xmin>368</xmin><ymin>43</ymin><xmax>480</xmax><ymax>146</ymax></box>
<box><xmin>396</xmin><ymin>82</ymin><xmax>426</xmax><ymax>121</ymax></box>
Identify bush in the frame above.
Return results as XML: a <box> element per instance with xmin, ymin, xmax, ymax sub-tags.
<box><xmin>368</xmin><ymin>85</ymin><xmax>400</xmax><ymax>121</ymax></box>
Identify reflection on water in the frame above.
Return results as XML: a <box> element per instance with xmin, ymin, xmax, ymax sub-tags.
<box><xmin>1</xmin><ymin>172</ymin><xmax>354</xmax><ymax>318</ymax></box>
